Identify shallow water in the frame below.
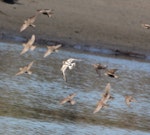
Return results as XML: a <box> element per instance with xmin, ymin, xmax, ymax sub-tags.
<box><xmin>0</xmin><ymin>42</ymin><xmax>150</xmax><ymax>135</ymax></box>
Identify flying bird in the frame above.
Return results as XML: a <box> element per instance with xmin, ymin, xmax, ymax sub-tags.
<box><xmin>15</xmin><ymin>61</ymin><xmax>34</xmax><ymax>76</ymax></box>
<box><xmin>60</xmin><ymin>93</ymin><xmax>76</xmax><ymax>105</ymax></box>
<box><xmin>43</xmin><ymin>44</ymin><xmax>62</xmax><ymax>58</ymax></box>
<box><xmin>125</xmin><ymin>95</ymin><xmax>136</xmax><ymax>107</ymax></box>
<box><xmin>20</xmin><ymin>14</ymin><xmax>38</xmax><ymax>32</ymax></box>
<box><xmin>60</xmin><ymin>58</ymin><xmax>81</xmax><ymax>82</ymax></box>
<box><xmin>93</xmin><ymin>63</ymin><xmax>107</xmax><ymax>76</ymax></box>
<box><xmin>104</xmin><ymin>69</ymin><xmax>118</xmax><ymax>78</ymax></box>
<box><xmin>20</xmin><ymin>34</ymin><xmax>36</xmax><ymax>55</ymax></box>
<box><xmin>37</xmin><ymin>9</ymin><xmax>54</xmax><ymax>17</ymax></box>
<box><xmin>93</xmin><ymin>83</ymin><xmax>112</xmax><ymax>114</ymax></box>
<box><xmin>141</xmin><ymin>23</ymin><xmax>150</xmax><ymax>29</ymax></box>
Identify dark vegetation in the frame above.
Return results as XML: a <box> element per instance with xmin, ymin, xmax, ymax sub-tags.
<box><xmin>1</xmin><ymin>0</ymin><xmax>18</xmax><ymax>4</ymax></box>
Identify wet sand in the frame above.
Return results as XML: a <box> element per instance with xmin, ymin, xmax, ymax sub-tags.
<box><xmin>0</xmin><ymin>42</ymin><xmax>150</xmax><ymax>135</ymax></box>
<box><xmin>0</xmin><ymin>0</ymin><xmax>150</xmax><ymax>57</ymax></box>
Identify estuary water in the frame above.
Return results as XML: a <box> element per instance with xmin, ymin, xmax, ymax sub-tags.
<box><xmin>0</xmin><ymin>42</ymin><xmax>150</xmax><ymax>135</ymax></box>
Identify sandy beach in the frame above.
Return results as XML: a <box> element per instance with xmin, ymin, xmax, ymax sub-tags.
<box><xmin>0</xmin><ymin>0</ymin><xmax>150</xmax><ymax>57</ymax></box>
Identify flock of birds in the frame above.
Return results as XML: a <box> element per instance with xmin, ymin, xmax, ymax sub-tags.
<box><xmin>15</xmin><ymin>9</ymin><xmax>137</xmax><ymax>114</ymax></box>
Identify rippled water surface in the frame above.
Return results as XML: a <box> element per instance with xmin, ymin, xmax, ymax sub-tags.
<box><xmin>0</xmin><ymin>42</ymin><xmax>150</xmax><ymax>135</ymax></box>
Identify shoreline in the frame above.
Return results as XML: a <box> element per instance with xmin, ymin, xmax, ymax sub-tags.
<box><xmin>0</xmin><ymin>0</ymin><xmax>150</xmax><ymax>60</ymax></box>
<box><xmin>0</xmin><ymin>32</ymin><xmax>149</xmax><ymax>61</ymax></box>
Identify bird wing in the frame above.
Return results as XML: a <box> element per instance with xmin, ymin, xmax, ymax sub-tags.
<box><xmin>47</xmin><ymin>13</ymin><xmax>52</xmax><ymax>17</ymax></box>
<box><xmin>37</xmin><ymin>9</ymin><xmax>44</xmax><ymax>13</ymax></box>
<box><xmin>15</xmin><ymin>71</ymin><xmax>24</xmax><ymax>76</ymax></box>
<box><xmin>20</xmin><ymin>23</ymin><xmax>29</xmax><ymax>32</ymax></box>
<box><xmin>27</xmin><ymin>34</ymin><xmax>35</xmax><ymax>45</ymax></box>
<box><xmin>93</xmin><ymin>100</ymin><xmax>103</xmax><ymax>114</ymax></box>
<box><xmin>30</xmin><ymin>45</ymin><xmax>36</xmax><ymax>51</ymax></box>
<box><xmin>67</xmin><ymin>58</ymin><xmax>81</xmax><ymax>63</ymax></box>
<box><xmin>60</xmin><ymin>97</ymin><xmax>69</xmax><ymax>104</ymax></box>
<box><xmin>53</xmin><ymin>44</ymin><xmax>62</xmax><ymax>49</ymax></box>
<box><xmin>69</xmin><ymin>93</ymin><xmax>76</xmax><ymax>100</ymax></box>
<box><xmin>104</xmin><ymin>83</ymin><xmax>111</xmax><ymax>95</ymax></box>
<box><xmin>29</xmin><ymin>15</ymin><xmax>37</xmax><ymax>24</ymax></box>
<box><xmin>61</xmin><ymin>63</ymin><xmax>68</xmax><ymax>73</ymax></box>
<box><xmin>20</xmin><ymin>45</ymin><xmax>29</xmax><ymax>55</ymax></box>
<box><xmin>39</xmin><ymin>9</ymin><xmax>54</xmax><ymax>17</ymax></box>
<box><xmin>15</xmin><ymin>67</ymin><xmax>26</xmax><ymax>76</ymax></box>
<box><xmin>27</xmin><ymin>61</ymin><xmax>34</xmax><ymax>71</ymax></box>
<box><xmin>60</xmin><ymin>93</ymin><xmax>76</xmax><ymax>104</ymax></box>
<box><xmin>109</xmin><ymin>69</ymin><xmax>118</xmax><ymax>74</ymax></box>
<box><xmin>102</xmin><ymin>95</ymin><xmax>110</xmax><ymax>104</ymax></box>
<box><xmin>43</xmin><ymin>48</ymin><xmax>53</xmax><ymax>58</ymax></box>
<box><xmin>61</xmin><ymin>64</ymin><xmax>68</xmax><ymax>81</ymax></box>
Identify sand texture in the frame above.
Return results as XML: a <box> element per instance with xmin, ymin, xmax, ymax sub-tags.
<box><xmin>0</xmin><ymin>0</ymin><xmax>150</xmax><ymax>56</ymax></box>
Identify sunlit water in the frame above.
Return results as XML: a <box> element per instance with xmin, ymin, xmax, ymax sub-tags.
<box><xmin>0</xmin><ymin>42</ymin><xmax>150</xmax><ymax>135</ymax></box>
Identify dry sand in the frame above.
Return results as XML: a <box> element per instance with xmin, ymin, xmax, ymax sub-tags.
<box><xmin>0</xmin><ymin>0</ymin><xmax>150</xmax><ymax>57</ymax></box>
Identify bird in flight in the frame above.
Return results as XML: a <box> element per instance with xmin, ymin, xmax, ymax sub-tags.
<box><xmin>93</xmin><ymin>63</ymin><xmax>107</xmax><ymax>76</ymax></box>
<box><xmin>141</xmin><ymin>23</ymin><xmax>150</xmax><ymax>29</ymax></box>
<box><xmin>37</xmin><ymin>9</ymin><xmax>54</xmax><ymax>18</ymax></box>
<box><xmin>15</xmin><ymin>61</ymin><xmax>34</xmax><ymax>76</ymax></box>
<box><xmin>60</xmin><ymin>58</ymin><xmax>81</xmax><ymax>82</ymax></box>
<box><xmin>20</xmin><ymin>14</ymin><xmax>38</xmax><ymax>32</ymax></box>
<box><xmin>60</xmin><ymin>93</ymin><xmax>76</xmax><ymax>105</ymax></box>
<box><xmin>125</xmin><ymin>95</ymin><xmax>136</xmax><ymax>107</ymax></box>
<box><xmin>43</xmin><ymin>44</ymin><xmax>62</xmax><ymax>58</ymax></box>
<box><xmin>93</xmin><ymin>83</ymin><xmax>113</xmax><ymax>114</ymax></box>
<box><xmin>20</xmin><ymin>34</ymin><xmax>36</xmax><ymax>55</ymax></box>
<box><xmin>104</xmin><ymin>69</ymin><xmax>118</xmax><ymax>78</ymax></box>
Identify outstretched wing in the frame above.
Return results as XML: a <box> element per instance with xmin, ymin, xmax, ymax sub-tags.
<box><xmin>29</xmin><ymin>15</ymin><xmax>37</xmax><ymax>24</ymax></box>
<box><xmin>61</xmin><ymin>64</ymin><xmax>68</xmax><ymax>82</ymax></box>
<box><xmin>67</xmin><ymin>58</ymin><xmax>82</xmax><ymax>63</ymax></box>
<box><xmin>104</xmin><ymin>83</ymin><xmax>111</xmax><ymax>95</ymax></box>
<box><xmin>93</xmin><ymin>100</ymin><xmax>103</xmax><ymax>114</ymax></box>
<box><xmin>27</xmin><ymin>34</ymin><xmax>35</xmax><ymax>45</ymax></box>
<box><xmin>15</xmin><ymin>67</ymin><xmax>26</xmax><ymax>76</ymax></box>
<box><xmin>53</xmin><ymin>44</ymin><xmax>62</xmax><ymax>49</ymax></box>
<box><xmin>20</xmin><ymin>22</ymin><xmax>29</xmax><ymax>32</ymax></box>
<box><xmin>20</xmin><ymin>45</ymin><xmax>29</xmax><ymax>55</ymax></box>
<box><xmin>27</xmin><ymin>61</ymin><xmax>34</xmax><ymax>71</ymax></box>
<box><xmin>60</xmin><ymin>97</ymin><xmax>69</xmax><ymax>104</ymax></box>
<box><xmin>60</xmin><ymin>93</ymin><xmax>76</xmax><ymax>104</ymax></box>
<box><xmin>43</xmin><ymin>47</ymin><xmax>53</xmax><ymax>58</ymax></box>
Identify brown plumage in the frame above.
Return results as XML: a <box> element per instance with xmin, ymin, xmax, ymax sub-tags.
<box><xmin>37</xmin><ymin>9</ymin><xmax>54</xmax><ymax>17</ymax></box>
<box><xmin>104</xmin><ymin>69</ymin><xmax>118</xmax><ymax>78</ymax></box>
<box><xmin>60</xmin><ymin>93</ymin><xmax>76</xmax><ymax>105</ymax></box>
<box><xmin>20</xmin><ymin>34</ymin><xmax>36</xmax><ymax>55</ymax></box>
<box><xmin>20</xmin><ymin>14</ymin><xmax>38</xmax><ymax>32</ymax></box>
<box><xmin>93</xmin><ymin>83</ymin><xmax>112</xmax><ymax>114</ymax></box>
<box><xmin>93</xmin><ymin>63</ymin><xmax>107</xmax><ymax>76</ymax></box>
<box><xmin>125</xmin><ymin>95</ymin><xmax>136</xmax><ymax>107</ymax></box>
<box><xmin>43</xmin><ymin>44</ymin><xmax>62</xmax><ymax>58</ymax></box>
<box><xmin>15</xmin><ymin>61</ymin><xmax>34</xmax><ymax>76</ymax></box>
